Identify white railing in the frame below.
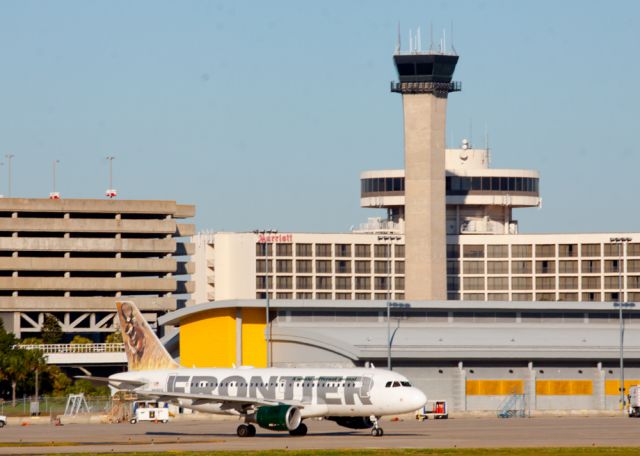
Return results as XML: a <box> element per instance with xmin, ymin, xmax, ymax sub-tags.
<box><xmin>14</xmin><ymin>343</ymin><xmax>125</xmax><ymax>354</ymax></box>
<box><xmin>353</xmin><ymin>218</ymin><xmax>404</xmax><ymax>234</ymax></box>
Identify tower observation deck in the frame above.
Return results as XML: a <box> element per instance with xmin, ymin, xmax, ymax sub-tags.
<box><xmin>392</xmin><ymin>47</ymin><xmax>460</xmax><ymax>301</ymax></box>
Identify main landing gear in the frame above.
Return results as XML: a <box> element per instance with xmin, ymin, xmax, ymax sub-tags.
<box><xmin>370</xmin><ymin>416</ymin><xmax>384</xmax><ymax>437</ymax></box>
<box><xmin>289</xmin><ymin>422</ymin><xmax>308</xmax><ymax>436</ymax></box>
<box><xmin>236</xmin><ymin>424</ymin><xmax>256</xmax><ymax>437</ymax></box>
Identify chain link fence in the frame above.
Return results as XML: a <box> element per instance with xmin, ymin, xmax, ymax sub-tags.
<box><xmin>0</xmin><ymin>396</ymin><xmax>114</xmax><ymax>417</ymax></box>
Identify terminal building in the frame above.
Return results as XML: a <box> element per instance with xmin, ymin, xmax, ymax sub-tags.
<box><xmin>173</xmin><ymin>43</ymin><xmax>640</xmax><ymax>412</ymax></box>
<box><xmin>0</xmin><ymin>198</ymin><xmax>195</xmax><ymax>338</ymax></box>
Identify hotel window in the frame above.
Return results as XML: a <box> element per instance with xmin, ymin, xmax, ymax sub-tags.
<box><xmin>395</xmin><ymin>244</ymin><xmax>405</xmax><ymax>258</ymax></box>
<box><xmin>582</xmin><ymin>292</ymin><xmax>601</xmax><ymax>301</ymax></box>
<box><xmin>559</xmin><ymin>260</ymin><xmax>578</xmax><ymax>274</ymax></box>
<box><xmin>629</xmin><ymin>292</ymin><xmax>640</xmax><ymax>301</ymax></box>
<box><xmin>536</xmin><ymin>293</ymin><xmax>555</xmax><ymax>301</ymax></box>
<box><xmin>256</xmin><ymin>276</ymin><xmax>271</xmax><ymax>289</ymax></box>
<box><xmin>559</xmin><ymin>276</ymin><xmax>578</xmax><ymax>290</ymax></box>
<box><xmin>256</xmin><ymin>260</ymin><xmax>273</xmax><ymax>273</ymax></box>
<box><xmin>512</xmin><ymin>293</ymin><xmax>532</xmax><ymax>301</ymax></box>
<box><xmin>628</xmin><ymin>260</ymin><xmax>640</xmax><ymax>273</ymax></box>
<box><xmin>536</xmin><ymin>260</ymin><xmax>555</xmax><ymax>274</ymax></box>
<box><xmin>447</xmin><ymin>276</ymin><xmax>460</xmax><ymax>291</ymax></box>
<box><xmin>395</xmin><ymin>277</ymin><xmax>405</xmax><ymax>290</ymax></box>
<box><xmin>487</xmin><ymin>261</ymin><xmax>508</xmax><ymax>274</ymax></box>
<box><xmin>335</xmin><ymin>260</ymin><xmax>351</xmax><ymax>274</ymax></box>
<box><xmin>395</xmin><ymin>293</ymin><xmax>405</xmax><ymax>300</ymax></box>
<box><xmin>447</xmin><ymin>244</ymin><xmax>460</xmax><ymax>258</ymax></box>
<box><xmin>487</xmin><ymin>245</ymin><xmax>508</xmax><ymax>258</ymax></box>
<box><xmin>316</xmin><ymin>292</ymin><xmax>332</xmax><ymax>300</ymax></box>
<box><xmin>296</xmin><ymin>259</ymin><xmax>312</xmax><ymax>273</ymax></box>
<box><xmin>276</xmin><ymin>276</ymin><xmax>292</xmax><ymax>290</ymax></box>
<box><xmin>374</xmin><ymin>277</ymin><xmax>389</xmax><ymax>290</ymax></box>
<box><xmin>535</xmin><ymin>244</ymin><xmax>556</xmax><ymax>258</ymax></box>
<box><xmin>355</xmin><ymin>244</ymin><xmax>371</xmax><ymax>258</ymax></box>
<box><xmin>447</xmin><ymin>260</ymin><xmax>460</xmax><ymax>274</ymax></box>
<box><xmin>628</xmin><ymin>276</ymin><xmax>640</xmax><ymax>288</ymax></box>
<box><xmin>355</xmin><ymin>293</ymin><xmax>371</xmax><ymax>300</ymax></box>
<box><xmin>628</xmin><ymin>244</ymin><xmax>640</xmax><ymax>256</ymax></box>
<box><xmin>395</xmin><ymin>260</ymin><xmax>405</xmax><ymax>274</ymax></box>
<box><xmin>604</xmin><ymin>260</ymin><xmax>620</xmax><ymax>273</ymax></box>
<box><xmin>375</xmin><ymin>261</ymin><xmax>390</xmax><ymax>274</ymax></box>
<box><xmin>582</xmin><ymin>260</ymin><xmax>600</xmax><ymax>273</ymax></box>
<box><xmin>605</xmin><ymin>292</ymin><xmax>621</xmax><ymax>301</ymax></box>
<box><xmin>463</xmin><ymin>261</ymin><xmax>485</xmax><ymax>274</ymax></box>
<box><xmin>276</xmin><ymin>292</ymin><xmax>292</xmax><ymax>299</ymax></box>
<box><xmin>463</xmin><ymin>245</ymin><xmax>484</xmax><ymax>258</ymax></box>
<box><xmin>296</xmin><ymin>292</ymin><xmax>312</xmax><ymax>299</ymax></box>
<box><xmin>374</xmin><ymin>245</ymin><xmax>390</xmax><ymax>258</ymax></box>
<box><xmin>558</xmin><ymin>292</ymin><xmax>579</xmax><ymax>301</ymax></box>
<box><xmin>296</xmin><ymin>276</ymin><xmax>312</xmax><ymax>289</ymax></box>
<box><xmin>355</xmin><ymin>277</ymin><xmax>371</xmax><ymax>290</ymax></box>
<box><xmin>511</xmin><ymin>261</ymin><xmax>532</xmax><ymax>274</ymax></box>
<box><xmin>463</xmin><ymin>293</ymin><xmax>485</xmax><ymax>301</ymax></box>
<box><xmin>316</xmin><ymin>260</ymin><xmax>331</xmax><ymax>274</ymax></box>
<box><xmin>335</xmin><ymin>244</ymin><xmax>351</xmax><ymax>257</ymax></box>
<box><xmin>604</xmin><ymin>276</ymin><xmax>620</xmax><ymax>289</ymax></box>
<box><xmin>335</xmin><ymin>277</ymin><xmax>351</xmax><ymax>290</ymax></box>
<box><xmin>559</xmin><ymin>244</ymin><xmax>577</xmax><ymax>257</ymax></box>
<box><xmin>316</xmin><ymin>276</ymin><xmax>332</xmax><ymax>290</ymax></box>
<box><xmin>536</xmin><ymin>277</ymin><xmax>555</xmax><ymax>290</ymax></box>
<box><xmin>604</xmin><ymin>243</ymin><xmax>621</xmax><ymax>257</ymax></box>
<box><xmin>335</xmin><ymin>293</ymin><xmax>351</xmax><ymax>300</ymax></box>
<box><xmin>256</xmin><ymin>243</ymin><xmax>273</xmax><ymax>256</ymax></box>
<box><xmin>355</xmin><ymin>260</ymin><xmax>371</xmax><ymax>274</ymax></box>
<box><xmin>463</xmin><ymin>277</ymin><xmax>485</xmax><ymax>291</ymax></box>
<box><xmin>374</xmin><ymin>293</ymin><xmax>388</xmax><ymax>299</ymax></box>
<box><xmin>296</xmin><ymin>243</ymin><xmax>312</xmax><ymax>257</ymax></box>
<box><xmin>512</xmin><ymin>277</ymin><xmax>532</xmax><ymax>290</ymax></box>
<box><xmin>581</xmin><ymin>276</ymin><xmax>601</xmax><ymax>289</ymax></box>
<box><xmin>488</xmin><ymin>277</ymin><xmax>508</xmax><ymax>290</ymax></box>
<box><xmin>488</xmin><ymin>293</ymin><xmax>509</xmax><ymax>301</ymax></box>
<box><xmin>448</xmin><ymin>293</ymin><xmax>461</xmax><ymax>300</ymax></box>
<box><xmin>315</xmin><ymin>244</ymin><xmax>332</xmax><ymax>257</ymax></box>
<box><xmin>276</xmin><ymin>260</ymin><xmax>292</xmax><ymax>273</ymax></box>
<box><xmin>276</xmin><ymin>244</ymin><xmax>292</xmax><ymax>256</ymax></box>
<box><xmin>511</xmin><ymin>244</ymin><xmax>532</xmax><ymax>258</ymax></box>
<box><xmin>581</xmin><ymin>244</ymin><xmax>601</xmax><ymax>257</ymax></box>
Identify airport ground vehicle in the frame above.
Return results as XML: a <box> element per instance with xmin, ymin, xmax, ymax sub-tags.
<box><xmin>130</xmin><ymin>401</ymin><xmax>169</xmax><ymax>424</ymax></box>
<box><xmin>0</xmin><ymin>415</ymin><xmax>6</xmax><ymax>427</ymax></box>
<box><xmin>416</xmin><ymin>400</ymin><xmax>448</xmax><ymax>420</ymax></box>
<box><xmin>628</xmin><ymin>385</ymin><xmax>640</xmax><ymax>417</ymax></box>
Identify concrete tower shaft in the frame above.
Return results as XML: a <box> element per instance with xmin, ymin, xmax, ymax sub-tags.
<box><xmin>392</xmin><ymin>52</ymin><xmax>460</xmax><ymax>300</ymax></box>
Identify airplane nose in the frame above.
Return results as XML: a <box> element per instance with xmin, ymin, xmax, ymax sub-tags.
<box><xmin>411</xmin><ymin>388</ymin><xmax>427</xmax><ymax>409</ymax></box>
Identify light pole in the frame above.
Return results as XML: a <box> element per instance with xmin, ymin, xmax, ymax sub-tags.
<box><xmin>377</xmin><ymin>234</ymin><xmax>402</xmax><ymax>370</ymax></box>
<box><xmin>386</xmin><ymin>301</ymin><xmax>409</xmax><ymax>370</ymax></box>
<box><xmin>255</xmin><ymin>229</ymin><xmax>278</xmax><ymax>367</ymax></box>
<box><xmin>610</xmin><ymin>236</ymin><xmax>633</xmax><ymax>410</ymax></box>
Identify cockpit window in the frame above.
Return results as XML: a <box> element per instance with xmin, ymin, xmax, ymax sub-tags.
<box><xmin>401</xmin><ymin>381</ymin><xmax>411</xmax><ymax>387</ymax></box>
<box><xmin>385</xmin><ymin>381</ymin><xmax>392</xmax><ymax>388</ymax></box>
<box><xmin>392</xmin><ymin>381</ymin><xmax>401</xmax><ymax>387</ymax></box>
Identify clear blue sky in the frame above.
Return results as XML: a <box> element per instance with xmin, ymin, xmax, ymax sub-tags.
<box><xmin>0</xmin><ymin>1</ymin><xmax>638</xmax><ymax>234</ymax></box>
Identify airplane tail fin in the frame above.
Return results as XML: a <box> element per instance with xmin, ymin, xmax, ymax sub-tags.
<box><xmin>116</xmin><ymin>301</ymin><xmax>179</xmax><ymax>371</ymax></box>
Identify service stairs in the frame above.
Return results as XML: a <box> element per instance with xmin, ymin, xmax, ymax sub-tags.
<box><xmin>497</xmin><ymin>392</ymin><xmax>528</xmax><ymax>418</ymax></box>
<box><xmin>64</xmin><ymin>394</ymin><xmax>91</xmax><ymax>416</ymax></box>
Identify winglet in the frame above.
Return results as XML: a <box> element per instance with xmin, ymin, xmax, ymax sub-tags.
<box><xmin>116</xmin><ymin>301</ymin><xmax>179</xmax><ymax>371</ymax></box>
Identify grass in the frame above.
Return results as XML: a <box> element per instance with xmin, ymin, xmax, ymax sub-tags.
<box><xmin>26</xmin><ymin>449</ymin><xmax>640</xmax><ymax>456</ymax></box>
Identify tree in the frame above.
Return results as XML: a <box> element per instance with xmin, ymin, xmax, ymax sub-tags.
<box><xmin>0</xmin><ymin>347</ymin><xmax>45</xmax><ymax>406</ymax></box>
<box><xmin>105</xmin><ymin>331</ymin><xmax>122</xmax><ymax>344</ymax></box>
<box><xmin>70</xmin><ymin>335</ymin><xmax>93</xmax><ymax>345</ymax></box>
<box><xmin>41</xmin><ymin>314</ymin><xmax>63</xmax><ymax>344</ymax></box>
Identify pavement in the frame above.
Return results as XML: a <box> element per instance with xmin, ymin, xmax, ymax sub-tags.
<box><xmin>0</xmin><ymin>415</ymin><xmax>639</xmax><ymax>453</ymax></box>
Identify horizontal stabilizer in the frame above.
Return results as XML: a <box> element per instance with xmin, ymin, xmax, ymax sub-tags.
<box><xmin>76</xmin><ymin>375</ymin><xmax>146</xmax><ymax>389</ymax></box>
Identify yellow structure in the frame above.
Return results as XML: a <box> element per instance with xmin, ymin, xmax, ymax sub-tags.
<box><xmin>179</xmin><ymin>306</ymin><xmax>267</xmax><ymax>368</ymax></box>
<box><xmin>466</xmin><ymin>380</ymin><xmax>524</xmax><ymax>396</ymax></box>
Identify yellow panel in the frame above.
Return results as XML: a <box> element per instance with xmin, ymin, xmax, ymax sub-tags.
<box><xmin>605</xmin><ymin>380</ymin><xmax>640</xmax><ymax>396</ymax></box>
<box><xmin>536</xmin><ymin>380</ymin><xmax>593</xmax><ymax>395</ymax></box>
<box><xmin>180</xmin><ymin>308</ymin><xmax>236</xmax><ymax>368</ymax></box>
<box><xmin>466</xmin><ymin>380</ymin><xmax>524</xmax><ymax>396</ymax></box>
<box><xmin>241</xmin><ymin>307</ymin><xmax>267</xmax><ymax>368</ymax></box>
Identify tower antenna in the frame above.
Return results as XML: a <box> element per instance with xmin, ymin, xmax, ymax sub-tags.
<box><xmin>443</xmin><ymin>28</ymin><xmax>446</xmax><ymax>54</ymax></box>
<box><xmin>396</xmin><ymin>22</ymin><xmax>401</xmax><ymax>53</ymax></box>
<box><xmin>485</xmin><ymin>123</ymin><xmax>491</xmax><ymax>165</ymax></box>
<box><xmin>417</xmin><ymin>27</ymin><xmax>421</xmax><ymax>52</ymax></box>
<box><xmin>49</xmin><ymin>159</ymin><xmax>60</xmax><ymax>199</ymax></box>
<box><xmin>409</xmin><ymin>28</ymin><xmax>413</xmax><ymax>53</ymax></box>
<box><xmin>469</xmin><ymin>119</ymin><xmax>473</xmax><ymax>148</ymax></box>
<box><xmin>429</xmin><ymin>22</ymin><xmax>434</xmax><ymax>52</ymax></box>
<box><xmin>451</xmin><ymin>20</ymin><xmax>457</xmax><ymax>55</ymax></box>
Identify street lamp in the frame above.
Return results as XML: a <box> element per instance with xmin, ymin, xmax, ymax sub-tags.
<box><xmin>376</xmin><ymin>235</ymin><xmax>402</xmax><ymax>370</ymax></box>
<box><xmin>610</xmin><ymin>236</ymin><xmax>633</xmax><ymax>410</ymax></box>
<box><xmin>386</xmin><ymin>302</ymin><xmax>409</xmax><ymax>370</ymax></box>
<box><xmin>255</xmin><ymin>229</ymin><xmax>278</xmax><ymax>367</ymax></box>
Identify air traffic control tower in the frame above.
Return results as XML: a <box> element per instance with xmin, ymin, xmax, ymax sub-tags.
<box><xmin>391</xmin><ymin>47</ymin><xmax>460</xmax><ymax>300</ymax></box>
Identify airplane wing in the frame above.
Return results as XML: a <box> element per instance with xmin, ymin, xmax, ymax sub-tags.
<box><xmin>135</xmin><ymin>389</ymin><xmax>304</xmax><ymax>409</ymax></box>
<box><xmin>75</xmin><ymin>376</ymin><xmax>147</xmax><ymax>390</ymax></box>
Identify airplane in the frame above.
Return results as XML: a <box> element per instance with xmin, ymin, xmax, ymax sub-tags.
<box><xmin>84</xmin><ymin>301</ymin><xmax>427</xmax><ymax>437</ymax></box>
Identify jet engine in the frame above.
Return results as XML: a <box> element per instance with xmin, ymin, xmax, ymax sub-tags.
<box><xmin>255</xmin><ymin>405</ymin><xmax>302</xmax><ymax>431</ymax></box>
<box><xmin>327</xmin><ymin>416</ymin><xmax>374</xmax><ymax>429</ymax></box>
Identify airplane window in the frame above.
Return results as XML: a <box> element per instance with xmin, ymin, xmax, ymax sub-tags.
<box><xmin>401</xmin><ymin>381</ymin><xmax>411</xmax><ymax>387</ymax></box>
<box><xmin>393</xmin><ymin>381</ymin><xmax>401</xmax><ymax>387</ymax></box>
<box><xmin>385</xmin><ymin>381</ymin><xmax>392</xmax><ymax>388</ymax></box>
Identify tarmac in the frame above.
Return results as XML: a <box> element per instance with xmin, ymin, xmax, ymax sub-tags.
<box><xmin>0</xmin><ymin>415</ymin><xmax>639</xmax><ymax>453</ymax></box>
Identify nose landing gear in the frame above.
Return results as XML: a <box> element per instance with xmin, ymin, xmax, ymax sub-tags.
<box><xmin>370</xmin><ymin>416</ymin><xmax>384</xmax><ymax>437</ymax></box>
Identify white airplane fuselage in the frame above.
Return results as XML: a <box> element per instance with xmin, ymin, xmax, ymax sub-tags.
<box><xmin>111</xmin><ymin>367</ymin><xmax>426</xmax><ymax>418</ymax></box>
